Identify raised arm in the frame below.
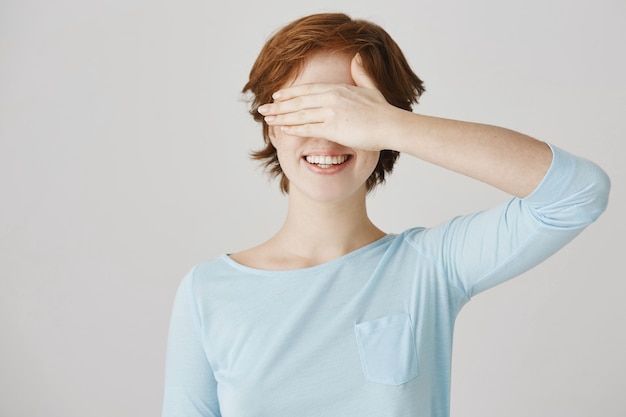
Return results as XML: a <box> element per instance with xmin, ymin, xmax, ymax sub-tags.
<box><xmin>260</xmin><ymin>53</ymin><xmax>552</xmax><ymax>197</ymax></box>
<box><xmin>382</xmin><ymin>111</ymin><xmax>553</xmax><ymax>198</ymax></box>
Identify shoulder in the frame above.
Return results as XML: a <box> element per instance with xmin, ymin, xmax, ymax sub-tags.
<box><xmin>181</xmin><ymin>256</ymin><xmax>234</xmax><ymax>290</ymax></box>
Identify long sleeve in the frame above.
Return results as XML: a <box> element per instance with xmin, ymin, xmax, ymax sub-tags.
<box><xmin>158</xmin><ymin>145</ymin><xmax>610</xmax><ymax>417</ymax></box>
<box><xmin>407</xmin><ymin>144</ymin><xmax>611</xmax><ymax>299</ymax></box>
<box><xmin>162</xmin><ymin>267</ymin><xmax>221</xmax><ymax>417</ymax></box>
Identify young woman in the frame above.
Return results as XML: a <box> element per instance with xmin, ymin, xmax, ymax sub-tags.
<box><xmin>162</xmin><ymin>13</ymin><xmax>610</xmax><ymax>417</ymax></box>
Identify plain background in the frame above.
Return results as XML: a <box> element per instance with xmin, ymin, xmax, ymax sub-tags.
<box><xmin>1</xmin><ymin>0</ymin><xmax>624</xmax><ymax>416</ymax></box>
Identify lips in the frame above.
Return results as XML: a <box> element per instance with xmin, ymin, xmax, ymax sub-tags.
<box><xmin>304</xmin><ymin>154</ymin><xmax>351</xmax><ymax>168</ymax></box>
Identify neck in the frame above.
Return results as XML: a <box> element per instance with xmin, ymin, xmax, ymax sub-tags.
<box><xmin>269</xmin><ymin>187</ymin><xmax>386</xmax><ymax>266</ymax></box>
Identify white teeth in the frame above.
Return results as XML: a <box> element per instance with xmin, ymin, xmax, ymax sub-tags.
<box><xmin>305</xmin><ymin>155</ymin><xmax>349</xmax><ymax>165</ymax></box>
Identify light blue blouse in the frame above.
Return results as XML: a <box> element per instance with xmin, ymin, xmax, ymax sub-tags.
<box><xmin>162</xmin><ymin>145</ymin><xmax>610</xmax><ymax>417</ymax></box>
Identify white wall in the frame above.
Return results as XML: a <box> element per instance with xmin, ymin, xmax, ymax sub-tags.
<box><xmin>1</xmin><ymin>0</ymin><xmax>624</xmax><ymax>416</ymax></box>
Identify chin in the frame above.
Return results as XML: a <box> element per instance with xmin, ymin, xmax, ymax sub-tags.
<box><xmin>291</xmin><ymin>181</ymin><xmax>368</xmax><ymax>204</ymax></box>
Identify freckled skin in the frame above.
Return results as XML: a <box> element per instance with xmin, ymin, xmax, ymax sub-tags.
<box><xmin>269</xmin><ymin>52</ymin><xmax>380</xmax><ymax>204</ymax></box>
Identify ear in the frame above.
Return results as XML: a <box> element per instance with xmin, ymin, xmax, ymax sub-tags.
<box><xmin>267</xmin><ymin>125</ymin><xmax>277</xmax><ymax>145</ymax></box>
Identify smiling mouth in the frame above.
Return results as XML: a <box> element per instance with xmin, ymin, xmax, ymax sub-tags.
<box><xmin>304</xmin><ymin>155</ymin><xmax>351</xmax><ymax>168</ymax></box>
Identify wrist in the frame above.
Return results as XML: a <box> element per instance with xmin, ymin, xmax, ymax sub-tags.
<box><xmin>380</xmin><ymin>109</ymin><xmax>423</xmax><ymax>153</ymax></box>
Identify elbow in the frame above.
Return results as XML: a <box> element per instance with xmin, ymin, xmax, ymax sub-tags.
<box><xmin>584</xmin><ymin>163</ymin><xmax>611</xmax><ymax>223</ymax></box>
<box><xmin>527</xmin><ymin>156</ymin><xmax>611</xmax><ymax>230</ymax></box>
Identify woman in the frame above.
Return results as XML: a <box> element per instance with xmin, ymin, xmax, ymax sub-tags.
<box><xmin>162</xmin><ymin>13</ymin><xmax>610</xmax><ymax>417</ymax></box>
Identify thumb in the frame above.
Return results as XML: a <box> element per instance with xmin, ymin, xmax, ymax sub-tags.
<box><xmin>351</xmin><ymin>53</ymin><xmax>377</xmax><ymax>89</ymax></box>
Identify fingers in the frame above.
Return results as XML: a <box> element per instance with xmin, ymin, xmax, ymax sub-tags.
<box><xmin>258</xmin><ymin>85</ymin><xmax>332</xmax><ymax>127</ymax></box>
<box><xmin>258</xmin><ymin>94</ymin><xmax>316</xmax><ymax>118</ymax></box>
<box><xmin>263</xmin><ymin>107</ymin><xmax>328</xmax><ymax>128</ymax></box>
<box><xmin>257</xmin><ymin>86</ymin><xmax>330</xmax><ymax>137</ymax></box>
<box><xmin>258</xmin><ymin>85</ymin><xmax>326</xmax><ymax>122</ymax></box>
<box><xmin>271</xmin><ymin>83</ymin><xmax>334</xmax><ymax>102</ymax></box>
<box><xmin>351</xmin><ymin>53</ymin><xmax>377</xmax><ymax>90</ymax></box>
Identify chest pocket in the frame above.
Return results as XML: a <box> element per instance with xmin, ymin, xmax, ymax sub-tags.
<box><xmin>354</xmin><ymin>313</ymin><xmax>419</xmax><ymax>385</ymax></box>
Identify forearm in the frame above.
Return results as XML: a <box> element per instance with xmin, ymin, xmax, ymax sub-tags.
<box><xmin>386</xmin><ymin>110</ymin><xmax>553</xmax><ymax>198</ymax></box>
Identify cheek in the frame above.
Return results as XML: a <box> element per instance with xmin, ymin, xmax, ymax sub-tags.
<box><xmin>270</xmin><ymin>128</ymin><xmax>300</xmax><ymax>151</ymax></box>
<box><xmin>362</xmin><ymin>151</ymin><xmax>381</xmax><ymax>174</ymax></box>
<box><xmin>272</xmin><ymin>131</ymin><xmax>304</xmax><ymax>169</ymax></box>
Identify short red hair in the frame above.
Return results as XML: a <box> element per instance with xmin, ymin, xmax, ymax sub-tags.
<box><xmin>242</xmin><ymin>13</ymin><xmax>425</xmax><ymax>193</ymax></box>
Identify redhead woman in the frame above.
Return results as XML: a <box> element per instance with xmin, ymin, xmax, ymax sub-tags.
<box><xmin>162</xmin><ymin>13</ymin><xmax>610</xmax><ymax>417</ymax></box>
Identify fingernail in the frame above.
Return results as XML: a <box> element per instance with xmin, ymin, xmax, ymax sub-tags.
<box><xmin>264</xmin><ymin>116</ymin><xmax>276</xmax><ymax>123</ymax></box>
<box><xmin>258</xmin><ymin>105</ymin><xmax>268</xmax><ymax>114</ymax></box>
<box><xmin>272</xmin><ymin>91</ymin><xmax>282</xmax><ymax>99</ymax></box>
